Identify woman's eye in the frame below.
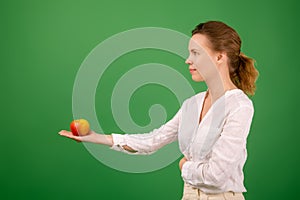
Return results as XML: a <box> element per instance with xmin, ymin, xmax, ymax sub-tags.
<box><xmin>191</xmin><ymin>51</ymin><xmax>198</xmax><ymax>55</ymax></box>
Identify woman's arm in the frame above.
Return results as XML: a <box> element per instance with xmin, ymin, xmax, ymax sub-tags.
<box><xmin>181</xmin><ymin>105</ymin><xmax>254</xmax><ymax>187</ymax></box>
<box><xmin>59</xmin><ymin>108</ymin><xmax>182</xmax><ymax>155</ymax></box>
<box><xmin>110</xmin><ymin>108</ymin><xmax>182</xmax><ymax>155</ymax></box>
<box><xmin>58</xmin><ymin>130</ymin><xmax>113</xmax><ymax>146</ymax></box>
<box><xmin>58</xmin><ymin>130</ymin><xmax>138</xmax><ymax>152</ymax></box>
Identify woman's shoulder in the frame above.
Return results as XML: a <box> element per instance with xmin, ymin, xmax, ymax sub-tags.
<box><xmin>226</xmin><ymin>89</ymin><xmax>254</xmax><ymax>111</ymax></box>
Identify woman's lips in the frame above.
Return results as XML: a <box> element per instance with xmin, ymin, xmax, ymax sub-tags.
<box><xmin>189</xmin><ymin>69</ymin><xmax>197</xmax><ymax>73</ymax></box>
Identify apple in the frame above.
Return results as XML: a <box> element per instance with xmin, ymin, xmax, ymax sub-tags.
<box><xmin>70</xmin><ymin>119</ymin><xmax>90</xmax><ymax>136</ymax></box>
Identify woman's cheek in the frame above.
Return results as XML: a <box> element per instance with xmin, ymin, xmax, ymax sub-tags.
<box><xmin>196</xmin><ymin>54</ymin><xmax>215</xmax><ymax>77</ymax></box>
<box><xmin>194</xmin><ymin>56</ymin><xmax>204</xmax><ymax>72</ymax></box>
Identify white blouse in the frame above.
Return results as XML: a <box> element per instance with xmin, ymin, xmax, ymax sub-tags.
<box><xmin>110</xmin><ymin>89</ymin><xmax>254</xmax><ymax>193</ymax></box>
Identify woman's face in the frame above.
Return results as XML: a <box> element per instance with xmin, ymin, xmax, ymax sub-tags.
<box><xmin>185</xmin><ymin>34</ymin><xmax>219</xmax><ymax>82</ymax></box>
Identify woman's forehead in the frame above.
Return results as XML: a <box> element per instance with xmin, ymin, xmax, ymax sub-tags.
<box><xmin>189</xmin><ymin>34</ymin><xmax>210</xmax><ymax>51</ymax></box>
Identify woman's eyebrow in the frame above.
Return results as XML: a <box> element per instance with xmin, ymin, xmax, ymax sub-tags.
<box><xmin>190</xmin><ymin>48</ymin><xmax>201</xmax><ymax>52</ymax></box>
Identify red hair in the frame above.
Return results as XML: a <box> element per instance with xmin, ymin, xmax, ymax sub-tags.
<box><xmin>192</xmin><ymin>21</ymin><xmax>259</xmax><ymax>95</ymax></box>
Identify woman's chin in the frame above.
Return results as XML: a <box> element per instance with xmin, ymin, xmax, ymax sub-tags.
<box><xmin>191</xmin><ymin>76</ymin><xmax>204</xmax><ymax>82</ymax></box>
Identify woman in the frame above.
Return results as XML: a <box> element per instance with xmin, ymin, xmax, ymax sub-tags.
<box><xmin>59</xmin><ymin>21</ymin><xmax>259</xmax><ymax>200</ymax></box>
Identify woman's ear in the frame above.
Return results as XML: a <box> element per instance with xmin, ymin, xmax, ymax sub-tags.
<box><xmin>216</xmin><ymin>52</ymin><xmax>227</xmax><ymax>63</ymax></box>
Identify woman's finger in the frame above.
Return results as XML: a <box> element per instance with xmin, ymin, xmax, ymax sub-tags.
<box><xmin>58</xmin><ymin>130</ymin><xmax>73</xmax><ymax>137</ymax></box>
<box><xmin>58</xmin><ymin>130</ymin><xmax>82</xmax><ymax>142</ymax></box>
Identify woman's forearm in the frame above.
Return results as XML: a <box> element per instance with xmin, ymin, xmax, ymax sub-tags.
<box><xmin>90</xmin><ymin>133</ymin><xmax>113</xmax><ymax>146</ymax></box>
<box><xmin>95</xmin><ymin>133</ymin><xmax>137</xmax><ymax>152</ymax></box>
<box><xmin>68</xmin><ymin>131</ymin><xmax>114</xmax><ymax>146</ymax></box>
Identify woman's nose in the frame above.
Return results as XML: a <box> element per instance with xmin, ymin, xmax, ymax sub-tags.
<box><xmin>185</xmin><ymin>58</ymin><xmax>192</xmax><ymax>65</ymax></box>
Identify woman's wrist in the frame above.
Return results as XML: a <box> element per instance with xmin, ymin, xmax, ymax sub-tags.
<box><xmin>91</xmin><ymin>132</ymin><xmax>113</xmax><ymax>146</ymax></box>
<box><xmin>79</xmin><ymin>131</ymin><xmax>113</xmax><ymax>146</ymax></box>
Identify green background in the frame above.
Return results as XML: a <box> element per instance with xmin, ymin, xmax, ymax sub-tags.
<box><xmin>1</xmin><ymin>0</ymin><xmax>299</xmax><ymax>199</ymax></box>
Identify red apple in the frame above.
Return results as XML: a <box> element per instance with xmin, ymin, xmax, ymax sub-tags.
<box><xmin>70</xmin><ymin>119</ymin><xmax>90</xmax><ymax>136</ymax></box>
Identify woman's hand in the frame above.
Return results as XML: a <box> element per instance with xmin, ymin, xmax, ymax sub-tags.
<box><xmin>179</xmin><ymin>157</ymin><xmax>187</xmax><ymax>171</ymax></box>
<box><xmin>58</xmin><ymin>130</ymin><xmax>113</xmax><ymax>146</ymax></box>
<box><xmin>58</xmin><ymin>130</ymin><xmax>95</xmax><ymax>142</ymax></box>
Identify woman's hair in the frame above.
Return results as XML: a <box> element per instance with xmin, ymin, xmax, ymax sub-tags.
<box><xmin>192</xmin><ymin>21</ymin><xmax>259</xmax><ymax>96</ymax></box>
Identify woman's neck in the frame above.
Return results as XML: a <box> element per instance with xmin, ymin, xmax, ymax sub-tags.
<box><xmin>205</xmin><ymin>72</ymin><xmax>237</xmax><ymax>103</ymax></box>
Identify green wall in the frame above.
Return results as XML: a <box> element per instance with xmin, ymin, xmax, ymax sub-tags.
<box><xmin>1</xmin><ymin>0</ymin><xmax>299</xmax><ymax>199</ymax></box>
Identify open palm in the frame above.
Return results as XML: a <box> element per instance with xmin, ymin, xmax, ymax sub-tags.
<box><xmin>58</xmin><ymin>130</ymin><xmax>97</xmax><ymax>143</ymax></box>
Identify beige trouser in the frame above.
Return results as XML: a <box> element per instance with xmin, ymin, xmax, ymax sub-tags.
<box><xmin>182</xmin><ymin>183</ymin><xmax>245</xmax><ymax>200</ymax></box>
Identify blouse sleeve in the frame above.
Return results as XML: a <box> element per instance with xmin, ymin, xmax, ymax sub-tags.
<box><xmin>110</xmin><ymin>108</ymin><xmax>182</xmax><ymax>155</ymax></box>
<box><xmin>181</xmin><ymin>105</ymin><xmax>254</xmax><ymax>187</ymax></box>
